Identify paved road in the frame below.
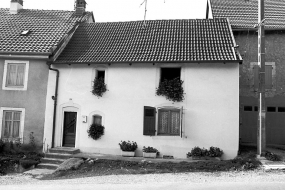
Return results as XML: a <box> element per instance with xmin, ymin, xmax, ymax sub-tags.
<box><xmin>2</xmin><ymin>182</ymin><xmax>285</xmax><ymax>190</ymax></box>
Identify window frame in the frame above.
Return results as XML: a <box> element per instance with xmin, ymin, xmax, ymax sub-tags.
<box><xmin>2</xmin><ymin>60</ymin><xmax>29</xmax><ymax>91</ymax></box>
<box><xmin>91</xmin><ymin>66</ymin><xmax>108</xmax><ymax>88</ymax></box>
<box><xmin>0</xmin><ymin>107</ymin><xmax>25</xmax><ymax>141</ymax></box>
<box><xmin>157</xmin><ymin>108</ymin><xmax>181</xmax><ymax>136</ymax></box>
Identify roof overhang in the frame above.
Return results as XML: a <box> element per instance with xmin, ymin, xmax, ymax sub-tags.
<box><xmin>0</xmin><ymin>51</ymin><xmax>51</xmax><ymax>60</ymax></box>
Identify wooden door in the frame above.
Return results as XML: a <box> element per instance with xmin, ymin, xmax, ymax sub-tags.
<box><xmin>62</xmin><ymin>112</ymin><xmax>77</xmax><ymax>147</ymax></box>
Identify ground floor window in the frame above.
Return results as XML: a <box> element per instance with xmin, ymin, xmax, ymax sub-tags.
<box><xmin>93</xmin><ymin>115</ymin><xmax>102</xmax><ymax>125</ymax></box>
<box><xmin>158</xmin><ymin>108</ymin><xmax>180</xmax><ymax>136</ymax></box>
<box><xmin>1</xmin><ymin>109</ymin><xmax>24</xmax><ymax>139</ymax></box>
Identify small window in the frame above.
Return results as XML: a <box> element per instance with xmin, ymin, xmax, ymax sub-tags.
<box><xmin>160</xmin><ymin>68</ymin><xmax>181</xmax><ymax>82</ymax></box>
<box><xmin>278</xmin><ymin>107</ymin><xmax>285</xmax><ymax>112</ymax></box>
<box><xmin>267</xmin><ymin>107</ymin><xmax>276</xmax><ymax>112</ymax></box>
<box><xmin>158</xmin><ymin>109</ymin><xmax>180</xmax><ymax>136</ymax></box>
<box><xmin>254</xmin><ymin>106</ymin><xmax>258</xmax><ymax>112</ymax></box>
<box><xmin>92</xmin><ymin>115</ymin><xmax>102</xmax><ymax>125</ymax></box>
<box><xmin>96</xmin><ymin>70</ymin><xmax>105</xmax><ymax>81</ymax></box>
<box><xmin>6</xmin><ymin>63</ymin><xmax>26</xmax><ymax>87</ymax></box>
<box><xmin>2</xmin><ymin>111</ymin><xmax>21</xmax><ymax>138</ymax></box>
<box><xmin>244</xmin><ymin>106</ymin><xmax>253</xmax><ymax>112</ymax></box>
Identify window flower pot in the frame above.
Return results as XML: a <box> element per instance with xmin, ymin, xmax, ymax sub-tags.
<box><xmin>143</xmin><ymin>152</ymin><xmax>157</xmax><ymax>158</ymax></box>
<box><xmin>121</xmin><ymin>151</ymin><xmax>135</xmax><ymax>157</ymax></box>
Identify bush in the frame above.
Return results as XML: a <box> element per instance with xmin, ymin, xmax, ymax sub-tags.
<box><xmin>119</xmin><ymin>141</ymin><xmax>138</xmax><ymax>151</ymax></box>
<box><xmin>263</xmin><ymin>151</ymin><xmax>281</xmax><ymax>161</ymax></box>
<box><xmin>187</xmin><ymin>146</ymin><xmax>224</xmax><ymax>158</ymax></box>
<box><xmin>156</xmin><ymin>77</ymin><xmax>184</xmax><ymax>102</ymax></box>
<box><xmin>87</xmin><ymin>124</ymin><xmax>105</xmax><ymax>140</ymax></box>
<box><xmin>0</xmin><ymin>139</ymin><xmax>5</xmax><ymax>153</ymax></box>
<box><xmin>20</xmin><ymin>159</ymin><xmax>39</xmax><ymax>169</ymax></box>
<box><xmin>92</xmin><ymin>78</ymin><xmax>107</xmax><ymax>97</ymax></box>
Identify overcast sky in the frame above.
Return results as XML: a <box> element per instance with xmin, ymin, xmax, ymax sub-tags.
<box><xmin>1</xmin><ymin>0</ymin><xmax>208</xmax><ymax>22</ymax></box>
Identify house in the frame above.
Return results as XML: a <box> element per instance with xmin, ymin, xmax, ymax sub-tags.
<box><xmin>209</xmin><ymin>0</ymin><xmax>285</xmax><ymax>145</ymax></box>
<box><xmin>0</xmin><ymin>0</ymin><xmax>94</xmax><ymax>148</ymax></box>
<box><xmin>44</xmin><ymin>18</ymin><xmax>242</xmax><ymax>160</ymax></box>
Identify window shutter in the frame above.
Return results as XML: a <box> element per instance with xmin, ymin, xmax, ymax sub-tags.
<box><xmin>143</xmin><ymin>106</ymin><xmax>156</xmax><ymax>136</ymax></box>
<box><xmin>265</xmin><ymin>65</ymin><xmax>273</xmax><ymax>89</ymax></box>
<box><xmin>253</xmin><ymin>65</ymin><xmax>260</xmax><ymax>91</ymax></box>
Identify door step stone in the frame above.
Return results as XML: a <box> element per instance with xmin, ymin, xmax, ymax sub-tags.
<box><xmin>48</xmin><ymin>147</ymin><xmax>80</xmax><ymax>154</ymax></box>
<box><xmin>36</xmin><ymin>163</ymin><xmax>59</xmax><ymax>170</ymax></box>
<box><xmin>41</xmin><ymin>157</ymin><xmax>66</xmax><ymax>165</ymax></box>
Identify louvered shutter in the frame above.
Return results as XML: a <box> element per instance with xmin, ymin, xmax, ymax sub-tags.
<box><xmin>253</xmin><ymin>65</ymin><xmax>260</xmax><ymax>91</ymax></box>
<box><xmin>265</xmin><ymin>65</ymin><xmax>273</xmax><ymax>89</ymax></box>
<box><xmin>143</xmin><ymin>106</ymin><xmax>156</xmax><ymax>136</ymax></box>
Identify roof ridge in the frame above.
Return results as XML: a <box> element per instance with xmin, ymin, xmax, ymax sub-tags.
<box><xmin>0</xmin><ymin>7</ymin><xmax>92</xmax><ymax>14</ymax></box>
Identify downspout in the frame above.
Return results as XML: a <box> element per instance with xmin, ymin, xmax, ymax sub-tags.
<box><xmin>47</xmin><ymin>62</ymin><xmax>59</xmax><ymax>148</ymax></box>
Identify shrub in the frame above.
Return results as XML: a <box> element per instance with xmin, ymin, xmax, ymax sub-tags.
<box><xmin>119</xmin><ymin>141</ymin><xmax>137</xmax><ymax>151</ymax></box>
<box><xmin>263</xmin><ymin>151</ymin><xmax>281</xmax><ymax>161</ymax></box>
<box><xmin>87</xmin><ymin>124</ymin><xmax>105</xmax><ymax>140</ymax></box>
<box><xmin>156</xmin><ymin>77</ymin><xmax>184</xmax><ymax>102</ymax></box>
<box><xmin>208</xmin><ymin>146</ymin><xmax>224</xmax><ymax>157</ymax></box>
<box><xmin>187</xmin><ymin>146</ymin><xmax>224</xmax><ymax>158</ymax></box>
<box><xmin>92</xmin><ymin>78</ymin><xmax>107</xmax><ymax>97</ymax></box>
<box><xmin>20</xmin><ymin>159</ymin><xmax>39</xmax><ymax>169</ymax></box>
<box><xmin>143</xmin><ymin>146</ymin><xmax>158</xmax><ymax>153</ymax></box>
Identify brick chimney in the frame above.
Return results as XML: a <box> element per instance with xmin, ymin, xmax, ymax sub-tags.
<box><xmin>10</xmin><ymin>0</ymin><xmax>23</xmax><ymax>14</ymax></box>
<box><xmin>75</xmin><ymin>0</ymin><xmax>86</xmax><ymax>16</ymax></box>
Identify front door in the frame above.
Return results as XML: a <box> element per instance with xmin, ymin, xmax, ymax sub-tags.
<box><xmin>62</xmin><ymin>112</ymin><xmax>77</xmax><ymax>147</ymax></box>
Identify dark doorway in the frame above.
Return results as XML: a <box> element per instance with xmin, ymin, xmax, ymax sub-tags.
<box><xmin>62</xmin><ymin>112</ymin><xmax>77</xmax><ymax>147</ymax></box>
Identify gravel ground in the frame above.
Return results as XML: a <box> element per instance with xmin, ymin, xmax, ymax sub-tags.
<box><xmin>1</xmin><ymin>170</ymin><xmax>285</xmax><ymax>186</ymax></box>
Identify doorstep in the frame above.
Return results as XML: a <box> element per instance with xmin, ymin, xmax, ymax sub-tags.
<box><xmin>258</xmin><ymin>157</ymin><xmax>285</xmax><ymax>170</ymax></box>
<box><xmin>72</xmin><ymin>152</ymin><xmax>215</xmax><ymax>163</ymax></box>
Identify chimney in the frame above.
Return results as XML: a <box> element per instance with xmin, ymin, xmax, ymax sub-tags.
<box><xmin>10</xmin><ymin>0</ymin><xmax>23</xmax><ymax>14</ymax></box>
<box><xmin>75</xmin><ymin>0</ymin><xmax>86</xmax><ymax>16</ymax></box>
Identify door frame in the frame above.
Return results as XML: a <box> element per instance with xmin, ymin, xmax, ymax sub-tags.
<box><xmin>56</xmin><ymin>100</ymin><xmax>81</xmax><ymax>148</ymax></box>
<box><xmin>62</xmin><ymin>111</ymin><xmax>77</xmax><ymax>147</ymax></box>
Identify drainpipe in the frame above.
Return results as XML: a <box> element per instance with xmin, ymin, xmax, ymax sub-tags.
<box><xmin>47</xmin><ymin>62</ymin><xmax>59</xmax><ymax>148</ymax></box>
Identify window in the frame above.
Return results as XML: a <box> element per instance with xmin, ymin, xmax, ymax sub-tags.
<box><xmin>160</xmin><ymin>68</ymin><xmax>181</xmax><ymax>82</ymax></box>
<box><xmin>93</xmin><ymin>115</ymin><xmax>102</xmax><ymax>125</ymax></box>
<box><xmin>158</xmin><ymin>108</ymin><xmax>180</xmax><ymax>136</ymax></box>
<box><xmin>97</xmin><ymin>70</ymin><xmax>105</xmax><ymax>81</ymax></box>
<box><xmin>267</xmin><ymin>107</ymin><xmax>276</xmax><ymax>112</ymax></box>
<box><xmin>0</xmin><ymin>108</ymin><xmax>25</xmax><ymax>141</ymax></box>
<box><xmin>2</xmin><ymin>60</ymin><xmax>29</xmax><ymax>91</ymax></box>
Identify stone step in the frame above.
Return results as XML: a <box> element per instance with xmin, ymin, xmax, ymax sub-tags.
<box><xmin>37</xmin><ymin>163</ymin><xmax>59</xmax><ymax>170</ymax></box>
<box><xmin>45</xmin><ymin>153</ymin><xmax>73</xmax><ymax>159</ymax></box>
<box><xmin>49</xmin><ymin>147</ymin><xmax>80</xmax><ymax>154</ymax></box>
<box><xmin>41</xmin><ymin>158</ymin><xmax>66</xmax><ymax>165</ymax></box>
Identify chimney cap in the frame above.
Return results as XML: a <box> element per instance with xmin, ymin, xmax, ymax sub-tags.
<box><xmin>11</xmin><ymin>0</ymin><xmax>23</xmax><ymax>6</ymax></box>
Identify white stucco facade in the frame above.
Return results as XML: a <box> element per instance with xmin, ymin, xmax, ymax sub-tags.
<box><xmin>44</xmin><ymin>62</ymin><xmax>239</xmax><ymax>160</ymax></box>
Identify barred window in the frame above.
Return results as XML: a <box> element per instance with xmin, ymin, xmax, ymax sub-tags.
<box><xmin>158</xmin><ymin>109</ymin><xmax>180</xmax><ymax>136</ymax></box>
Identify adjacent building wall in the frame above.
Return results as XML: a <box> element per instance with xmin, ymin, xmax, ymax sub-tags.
<box><xmin>44</xmin><ymin>62</ymin><xmax>239</xmax><ymax>159</ymax></box>
<box><xmin>0</xmin><ymin>59</ymin><xmax>49</xmax><ymax>146</ymax></box>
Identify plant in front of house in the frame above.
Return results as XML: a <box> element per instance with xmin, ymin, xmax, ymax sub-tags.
<box><xmin>119</xmin><ymin>141</ymin><xmax>137</xmax><ymax>157</ymax></box>
<box><xmin>142</xmin><ymin>146</ymin><xmax>159</xmax><ymax>158</ymax></box>
<box><xmin>156</xmin><ymin>77</ymin><xmax>184</xmax><ymax>102</ymax></box>
<box><xmin>187</xmin><ymin>146</ymin><xmax>223</xmax><ymax>161</ymax></box>
<box><xmin>92</xmin><ymin>77</ymin><xmax>107</xmax><ymax>98</ymax></box>
<box><xmin>87</xmin><ymin>123</ymin><xmax>105</xmax><ymax>140</ymax></box>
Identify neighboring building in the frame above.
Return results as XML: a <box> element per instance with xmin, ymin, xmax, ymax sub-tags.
<box><xmin>209</xmin><ymin>0</ymin><xmax>285</xmax><ymax>145</ymax></box>
<box><xmin>44</xmin><ymin>18</ymin><xmax>242</xmax><ymax>159</ymax></box>
<box><xmin>0</xmin><ymin>0</ymin><xmax>94</xmax><ymax>147</ymax></box>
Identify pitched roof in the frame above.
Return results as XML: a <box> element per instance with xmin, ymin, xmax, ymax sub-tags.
<box><xmin>210</xmin><ymin>0</ymin><xmax>285</xmax><ymax>30</ymax></box>
<box><xmin>55</xmin><ymin>19</ymin><xmax>240</xmax><ymax>64</ymax></box>
<box><xmin>0</xmin><ymin>8</ymin><xmax>93</xmax><ymax>55</ymax></box>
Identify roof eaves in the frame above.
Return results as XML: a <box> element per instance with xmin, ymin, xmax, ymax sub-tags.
<box><xmin>0</xmin><ymin>51</ymin><xmax>52</xmax><ymax>56</ymax></box>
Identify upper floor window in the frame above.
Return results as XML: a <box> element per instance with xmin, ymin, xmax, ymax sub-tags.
<box><xmin>160</xmin><ymin>68</ymin><xmax>181</xmax><ymax>82</ymax></box>
<box><xmin>2</xmin><ymin>60</ymin><xmax>29</xmax><ymax>91</ymax></box>
<box><xmin>97</xmin><ymin>70</ymin><xmax>105</xmax><ymax>81</ymax></box>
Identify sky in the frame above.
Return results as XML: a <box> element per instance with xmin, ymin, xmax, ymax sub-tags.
<box><xmin>1</xmin><ymin>0</ymin><xmax>208</xmax><ymax>22</ymax></box>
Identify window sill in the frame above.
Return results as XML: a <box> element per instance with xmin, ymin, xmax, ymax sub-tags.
<box><xmin>2</xmin><ymin>86</ymin><xmax>27</xmax><ymax>91</ymax></box>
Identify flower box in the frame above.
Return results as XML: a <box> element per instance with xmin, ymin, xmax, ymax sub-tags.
<box><xmin>143</xmin><ymin>152</ymin><xmax>157</xmax><ymax>158</ymax></box>
<box><xmin>121</xmin><ymin>151</ymin><xmax>135</xmax><ymax>157</ymax></box>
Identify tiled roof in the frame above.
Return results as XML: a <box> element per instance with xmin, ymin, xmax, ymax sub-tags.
<box><xmin>0</xmin><ymin>8</ymin><xmax>93</xmax><ymax>54</ymax></box>
<box><xmin>55</xmin><ymin>19</ymin><xmax>240</xmax><ymax>64</ymax></box>
<box><xmin>210</xmin><ymin>0</ymin><xmax>285</xmax><ymax>29</ymax></box>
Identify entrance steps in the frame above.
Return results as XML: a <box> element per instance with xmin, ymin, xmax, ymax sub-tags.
<box><xmin>37</xmin><ymin>147</ymin><xmax>80</xmax><ymax>170</ymax></box>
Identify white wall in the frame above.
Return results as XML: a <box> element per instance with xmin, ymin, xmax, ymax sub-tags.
<box><xmin>44</xmin><ymin>62</ymin><xmax>239</xmax><ymax>159</ymax></box>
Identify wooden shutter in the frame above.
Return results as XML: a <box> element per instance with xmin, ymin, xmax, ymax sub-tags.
<box><xmin>265</xmin><ymin>65</ymin><xmax>273</xmax><ymax>89</ymax></box>
<box><xmin>143</xmin><ymin>106</ymin><xmax>156</xmax><ymax>136</ymax></box>
<box><xmin>253</xmin><ymin>65</ymin><xmax>260</xmax><ymax>91</ymax></box>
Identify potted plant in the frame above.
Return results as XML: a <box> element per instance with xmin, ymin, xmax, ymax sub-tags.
<box><xmin>142</xmin><ymin>146</ymin><xmax>159</xmax><ymax>158</ymax></box>
<box><xmin>92</xmin><ymin>77</ymin><xmax>107</xmax><ymax>98</ymax></box>
<box><xmin>186</xmin><ymin>146</ymin><xmax>223</xmax><ymax>161</ymax></box>
<box><xmin>156</xmin><ymin>77</ymin><xmax>184</xmax><ymax>102</ymax></box>
<box><xmin>118</xmin><ymin>141</ymin><xmax>137</xmax><ymax>157</ymax></box>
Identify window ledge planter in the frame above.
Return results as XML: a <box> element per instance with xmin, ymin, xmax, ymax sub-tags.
<box><xmin>143</xmin><ymin>152</ymin><xmax>157</xmax><ymax>158</ymax></box>
<box><xmin>121</xmin><ymin>151</ymin><xmax>135</xmax><ymax>157</ymax></box>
